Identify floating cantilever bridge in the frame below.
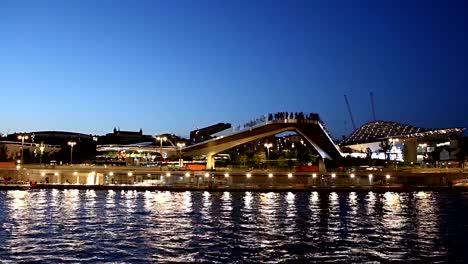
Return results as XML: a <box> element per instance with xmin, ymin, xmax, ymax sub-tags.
<box><xmin>182</xmin><ymin>119</ymin><xmax>343</xmax><ymax>169</ymax></box>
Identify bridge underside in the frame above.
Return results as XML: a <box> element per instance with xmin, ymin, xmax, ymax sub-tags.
<box><xmin>183</xmin><ymin>121</ymin><xmax>342</xmax><ymax>168</ymax></box>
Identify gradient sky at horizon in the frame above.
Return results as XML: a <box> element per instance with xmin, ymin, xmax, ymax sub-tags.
<box><xmin>1</xmin><ymin>0</ymin><xmax>467</xmax><ymax>138</ymax></box>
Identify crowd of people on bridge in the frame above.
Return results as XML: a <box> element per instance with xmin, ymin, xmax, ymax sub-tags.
<box><xmin>242</xmin><ymin>116</ymin><xmax>267</xmax><ymax>129</ymax></box>
<box><xmin>238</xmin><ymin>112</ymin><xmax>323</xmax><ymax>131</ymax></box>
<box><xmin>267</xmin><ymin>112</ymin><xmax>320</xmax><ymax>122</ymax></box>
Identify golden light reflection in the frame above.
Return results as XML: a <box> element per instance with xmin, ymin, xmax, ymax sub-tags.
<box><xmin>244</xmin><ymin>191</ymin><xmax>253</xmax><ymax>209</ymax></box>
<box><xmin>349</xmin><ymin>192</ymin><xmax>357</xmax><ymax>206</ymax></box>
<box><xmin>143</xmin><ymin>190</ymin><xmax>154</xmax><ymax>211</ymax></box>
<box><xmin>8</xmin><ymin>190</ymin><xmax>28</xmax><ymax>210</ymax></box>
<box><xmin>182</xmin><ymin>191</ymin><xmax>192</xmax><ymax>212</ymax></box>
<box><xmin>310</xmin><ymin>192</ymin><xmax>319</xmax><ymax>203</ymax></box>
<box><xmin>286</xmin><ymin>192</ymin><xmax>295</xmax><ymax>204</ymax></box>
<box><xmin>329</xmin><ymin>192</ymin><xmax>338</xmax><ymax>205</ymax></box>
<box><xmin>383</xmin><ymin>192</ymin><xmax>404</xmax><ymax>231</ymax></box>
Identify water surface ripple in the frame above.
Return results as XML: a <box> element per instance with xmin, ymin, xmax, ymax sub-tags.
<box><xmin>0</xmin><ymin>190</ymin><xmax>467</xmax><ymax>263</ymax></box>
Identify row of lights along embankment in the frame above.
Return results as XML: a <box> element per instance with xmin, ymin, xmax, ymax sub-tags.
<box><xmin>37</xmin><ymin>171</ymin><xmax>392</xmax><ymax>180</ymax></box>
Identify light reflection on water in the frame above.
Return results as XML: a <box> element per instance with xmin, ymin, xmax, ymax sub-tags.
<box><xmin>0</xmin><ymin>190</ymin><xmax>467</xmax><ymax>263</ymax></box>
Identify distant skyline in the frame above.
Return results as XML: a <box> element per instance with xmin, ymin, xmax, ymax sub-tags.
<box><xmin>1</xmin><ymin>0</ymin><xmax>467</xmax><ymax>139</ymax></box>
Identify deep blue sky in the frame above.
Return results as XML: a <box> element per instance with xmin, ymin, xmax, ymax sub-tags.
<box><xmin>1</xmin><ymin>0</ymin><xmax>467</xmax><ymax>138</ymax></box>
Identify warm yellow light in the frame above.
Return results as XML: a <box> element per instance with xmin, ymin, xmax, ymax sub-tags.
<box><xmin>224</xmin><ymin>173</ymin><xmax>229</xmax><ymax>177</ymax></box>
<box><xmin>41</xmin><ymin>172</ymin><xmax>46</xmax><ymax>176</ymax></box>
<box><xmin>166</xmin><ymin>172</ymin><xmax>171</xmax><ymax>177</ymax></box>
<box><xmin>68</xmin><ymin>141</ymin><xmax>76</xmax><ymax>147</ymax></box>
<box><xmin>312</xmin><ymin>173</ymin><xmax>317</xmax><ymax>178</ymax></box>
<box><xmin>246</xmin><ymin>173</ymin><xmax>251</xmax><ymax>178</ymax></box>
<box><xmin>185</xmin><ymin>172</ymin><xmax>190</xmax><ymax>177</ymax></box>
<box><xmin>128</xmin><ymin>172</ymin><xmax>133</xmax><ymax>176</ymax></box>
<box><xmin>268</xmin><ymin>173</ymin><xmax>273</xmax><ymax>178</ymax></box>
<box><xmin>17</xmin><ymin>159</ymin><xmax>21</xmax><ymax>164</ymax></box>
<box><xmin>54</xmin><ymin>172</ymin><xmax>59</xmax><ymax>176</ymax></box>
<box><xmin>73</xmin><ymin>171</ymin><xmax>78</xmax><ymax>176</ymax></box>
<box><xmin>386</xmin><ymin>174</ymin><xmax>391</xmax><ymax>179</ymax></box>
<box><xmin>156</xmin><ymin>136</ymin><xmax>167</xmax><ymax>141</ymax></box>
<box><xmin>204</xmin><ymin>173</ymin><xmax>210</xmax><ymax>178</ymax></box>
<box><xmin>288</xmin><ymin>173</ymin><xmax>293</xmax><ymax>178</ymax></box>
<box><xmin>16</xmin><ymin>165</ymin><xmax>21</xmax><ymax>170</ymax></box>
<box><xmin>331</xmin><ymin>173</ymin><xmax>336</xmax><ymax>178</ymax></box>
<box><xmin>109</xmin><ymin>172</ymin><xmax>114</xmax><ymax>176</ymax></box>
<box><xmin>350</xmin><ymin>173</ymin><xmax>355</xmax><ymax>178</ymax></box>
<box><xmin>369</xmin><ymin>174</ymin><xmax>373</xmax><ymax>179</ymax></box>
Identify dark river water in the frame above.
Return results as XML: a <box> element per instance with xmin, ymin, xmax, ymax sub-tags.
<box><xmin>0</xmin><ymin>190</ymin><xmax>467</xmax><ymax>263</ymax></box>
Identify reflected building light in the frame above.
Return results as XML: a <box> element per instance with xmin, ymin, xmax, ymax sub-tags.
<box><xmin>286</xmin><ymin>192</ymin><xmax>295</xmax><ymax>204</ymax></box>
<box><xmin>310</xmin><ymin>192</ymin><xmax>319</xmax><ymax>202</ymax></box>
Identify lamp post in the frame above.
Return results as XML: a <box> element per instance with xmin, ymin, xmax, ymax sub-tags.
<box><xmin>38</xmin><ymin>143</ymin><xmax>45</xmax><ymax>164</ymax></box>
<box><xmin>17</xmin><ymin>135</ymin><xmax>29</xmax><ymax>164</ymax></box>
<box><xmin>177</xmin><ymin>142</ymin><xmax>186</xmax><ymax>167</ymax></box>
<box><xmin>264</xmin><ymin>143</ymin><xmax>272</xmax><ymax>168</ymax></box>
<box><xmin>68</xmin><ymin>141</ymin><xmax>76</xmax><ymax>165</ymax></box>
<box><xmin>156</xmin><ymin>136</ymin><xmax>167</xmax><ymax>166</ymax></box>
<box><xmin>264</xmin><ymin>143</ymin><xmax>272</xmax><ymax>160</ymax></box>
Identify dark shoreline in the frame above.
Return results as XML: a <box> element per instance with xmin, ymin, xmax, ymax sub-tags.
<box><xmin>2</xmin><ymin>184</ymin><xmax>468</xmax><ymax>193</ymax></box>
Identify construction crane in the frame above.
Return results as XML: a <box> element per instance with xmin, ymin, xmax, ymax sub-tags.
<box><xmin>370</xmin><ymin>91</ymin><xmax>376</xmax><ymax>121</ymax></box>
<box><xmin>344</xmin><ymin>94</ymin><xmax>356</xmax><ymax>130</ymax></box>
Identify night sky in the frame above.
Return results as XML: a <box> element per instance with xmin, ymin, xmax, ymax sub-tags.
<box><xmin>1</xmin><ymin>0</ymin><xmax>467</xmax><ymax>139</ymax></box>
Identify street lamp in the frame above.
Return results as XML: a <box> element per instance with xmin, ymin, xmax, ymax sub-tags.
<box><xmin>17</xmin><ymin>135</ymin><xmax>29</xmax><ymax>164</ymax></box>
<box><xmin>68</xmin><ymin>141</ymin><xmax>76</xmax><ymax>165</ymax></box>
<box><xmin>177</xmin><ymin>142</ymin><xmax>185</xmax><ymax>167</ymax></box>
<box><xmin>264</xmin><ymin>143</ymin><xmax>272</xmax><ymax>160</ymax></box>
<box><xmin>38</xmin><ymin>143</ymin><xmax>45</xmax><ymax>165</ymax></box>
<box><xmin>156</xmin><ymin>136</ymin><xmax>167</xmax><ymax>166</ymax></box>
